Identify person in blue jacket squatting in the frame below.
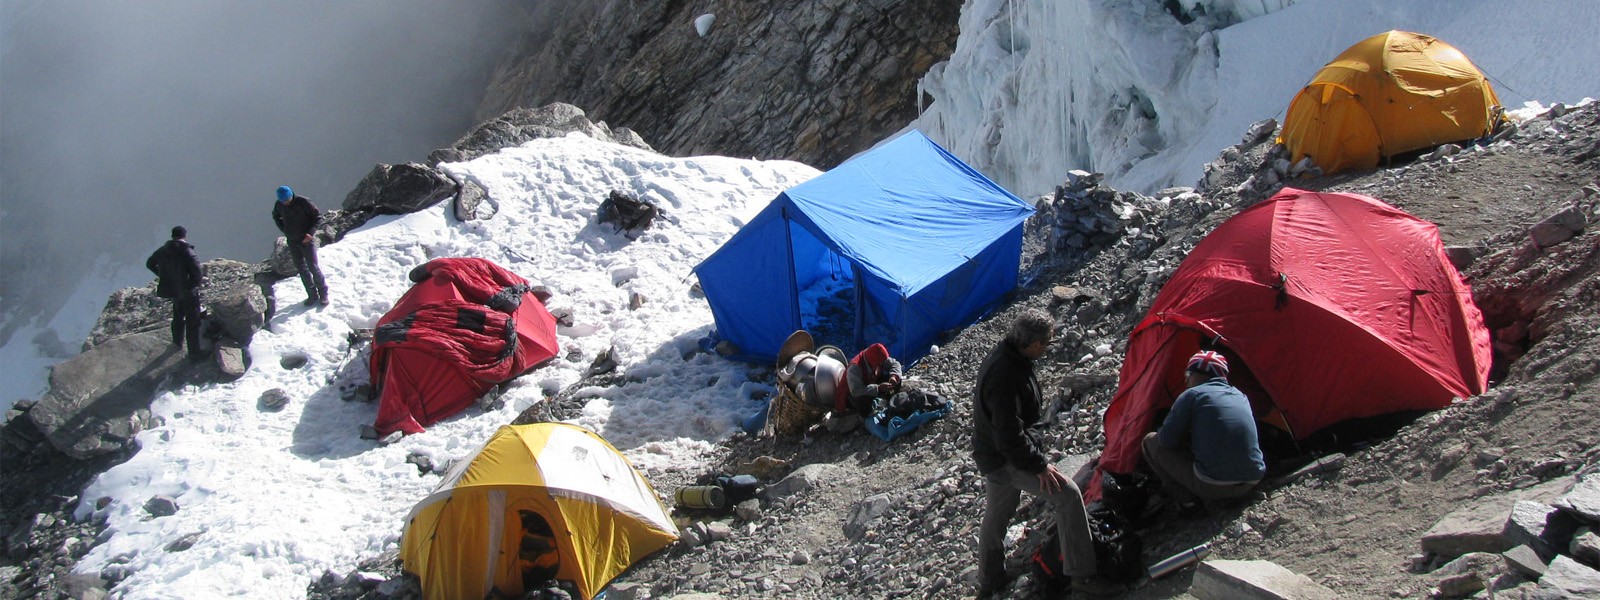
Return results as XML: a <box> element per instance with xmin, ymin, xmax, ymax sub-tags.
<box><xmin>1142</xmin><ymin>350</ymin><xmax>1266</xmax><ymax>512</ymax></box>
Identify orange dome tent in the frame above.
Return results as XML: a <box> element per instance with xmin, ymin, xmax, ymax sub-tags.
<box><xmin>1278</xmin><ymin>30</ymin><xmax>1504</xmax><ymax>175</ymax></box>
<box><xmin>401</xmin><ymin>423</ymin><xmax>678</xmax><ymax>600</ymax></box>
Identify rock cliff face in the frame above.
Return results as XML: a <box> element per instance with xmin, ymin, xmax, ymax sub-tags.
<box><xmin>479</xmin><ymin>0</ymin><xmax>962</xmax><ymax>168</ymax></box>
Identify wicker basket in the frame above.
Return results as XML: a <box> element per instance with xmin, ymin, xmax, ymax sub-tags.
<box><xmin>768</xmin><ymin>384</ymin><xmax>827</xmax><ymax>436</ymax></box>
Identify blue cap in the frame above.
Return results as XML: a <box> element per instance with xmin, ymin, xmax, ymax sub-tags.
<box><xmin>276</xmin><ymin>186</ymin><xmax>293</xmax><ymax>202</ymax></box>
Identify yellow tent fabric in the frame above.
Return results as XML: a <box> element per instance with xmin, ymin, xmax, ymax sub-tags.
<box><xmin>1278</xmin><ymin>30</ymin><xmax>1504</xmax><ymax>175</ymax></box>
<box><xmin>400</xmin><ymin>423</ymin><xmax>679</xmax><ymax>600</ymax></box>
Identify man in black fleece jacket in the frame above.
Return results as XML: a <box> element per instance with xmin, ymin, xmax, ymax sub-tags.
<box><xmin>145</xmin><ymin>225</ymin><xmax>205</xmax><ymax>358</ymax></box>
<box><xmin>972</xmin><ymin>309</ymin><xmax>1116</xmax><ymax>598</ymax></box>
<box><xmin>272</xmin><ymin>185</ymin><xmax>329</xmax><ymax>306</ymax></box>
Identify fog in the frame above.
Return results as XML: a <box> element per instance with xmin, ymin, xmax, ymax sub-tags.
<box><xmin>0</xmin><ymin>0</ymin><xmax>525</xmax><ymax>339</ymax></box>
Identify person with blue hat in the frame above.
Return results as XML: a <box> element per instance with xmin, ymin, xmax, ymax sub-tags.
<box><xmin>271</xmin><ymin>185</ymin><xmax>329</xmax><ymax>306</ymax></box>
<box><xmin>1142</xmin><ymin>349</ymin><xmax>1265</xmax><ymax>511</ymax></box>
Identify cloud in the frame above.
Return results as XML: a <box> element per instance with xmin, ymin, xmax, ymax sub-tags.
<box><xmin>0</xmin><ymin>0</ymin><xmax>524</xmax><ymax>325</ymax></box>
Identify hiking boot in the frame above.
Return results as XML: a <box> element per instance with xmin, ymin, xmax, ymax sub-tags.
<box><xmin>318</xmin><ymin>295</ymin><xmax>331</xmax><ymax>307</ymax></box>
<box><xmin>975</xmin><ymin>570</ymin><xmax>1015</xmax><ymax>599</ymax></box>
<box><xmin>1070</xmin><ymin>575</ymin><xmax>1124</xmax><ymax>598</ymax></box>
<box><xmin>303</xmin><ymin>296</ymin><xmax>318</xmax><ymax>306</ymax></box>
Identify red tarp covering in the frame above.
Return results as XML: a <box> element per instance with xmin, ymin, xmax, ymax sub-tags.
<box><xmin>370</xmin><ymin>258</ymin><xmax>559</xmax><ymax>436</ymax></box>
<box><xmin>1093</xmin><ymin>188</ymin><xmax>1491</xmax><ymax>497</ymax></box>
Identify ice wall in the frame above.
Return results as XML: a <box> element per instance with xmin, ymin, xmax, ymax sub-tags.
<box><xmin>914</xmin><ymin>0</ymin><xmax>1600</xmax><ymax>197</ymax></box>
<box><xmin>913</xmin><ymin>0</ymin><xmax>1261</xmax><ymax>197</ymax></box>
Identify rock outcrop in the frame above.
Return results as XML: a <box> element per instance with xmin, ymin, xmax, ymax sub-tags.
<box><xmin>429</xmin><ymin>102</ymin><xmax>651</xmax><ymax>166</ymax></box>
<box><xmin>477</xmin><ymin>1</ymin><xmax>962</xmax><ymax>169</ymax></box>
<box><xmin>14</xmin><ymin>329</ymin><xmax>179</xmax><ymax>458</ymax></box>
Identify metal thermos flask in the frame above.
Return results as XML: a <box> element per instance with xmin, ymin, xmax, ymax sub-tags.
<box><xmin>1147</xmin><ymin>543</ymin><xmax>1211</xmax><ymax>579</ymax></box>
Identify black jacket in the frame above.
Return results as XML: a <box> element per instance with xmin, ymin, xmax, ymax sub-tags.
<box><xmin>971</xmin><ymin>339</ymin><xmax>1051</xmax><ymax>475</ymax></box>
<box><xmin>272</xmin><ymin>195</ymin><xmax>321</xmax><ymax>240</ymax></box>
<box><xmin>146</xmin><ymin>239</ymin><xmax>202</xmax><ymax>300</ymax></box>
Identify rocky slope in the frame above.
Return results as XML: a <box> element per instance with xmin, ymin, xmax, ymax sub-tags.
<box><xmin>478</xmin><ymin>0</ymin><xmax>962</xmax><ymax>169</ymax></box>
<box><xmin>3</xmin><ymin>87</ymin><xmax>1596</xmax><ymax>600</ymax></box>
<box><xmin>289</xmin><ymin>106</ymin><xmax>1598</xmax><ymax>600</ymax></box>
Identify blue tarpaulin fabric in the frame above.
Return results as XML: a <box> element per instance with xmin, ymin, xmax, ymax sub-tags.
<box><xmin>694</xmin><ymin>130</ymin><xmax>1034</xmax><ymax>364</ymax></box>
<box><xmin>864</xmin><ymin>401</ymin><xmax>952</xmax><ymax>442</ymax></box>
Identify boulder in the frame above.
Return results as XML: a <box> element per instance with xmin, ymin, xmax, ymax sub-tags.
<box><xmin>1556</xmin><ymin>473</ymin><xmax>1600</xmax><ymax>524</ymax></box>
<box><xmin>1502</xmin><ymin>545</ymin><xmax>1548</xmax><ymax>579</ymax></box>
<box><xmin>843</xmin><ymin>494</ymin><xmax>892</xmax><ymax>541</ymax></box>
<box><xmin>1535</xmin><ymin>555</ymin><xmax>1600</xmax><ymax>598</ymax></box>
<box><xmin>1528</xmin><ymin>204</ymin><xmax>1588</xmax><ymax>249</ymax></box>
<box><xmin>1420</xmin><ymin>479</ymin><xmax>1574</xmax><ymax>559</ymax></box>
<box><xmin>1572</xmin><ymin>528</ymin><xmax>1600</xmax><ymax>568</ymax></box>
<box><xmin>1422</xmin><ymin>501</ymin><xmax>1517</xmax><ymax>559</ymax></box>
<box><xmin>1431</xmin><ymin>552</ymin><xmax>1501</xmax><ymax>597</ymax></box>
<box><xmin>207</xmin><ymin>282</ymin><xmax>267</xmax><ymax>343</ymax></box>
<box><xmin>144</xmin><ymin>495</ymin><xmax>178</xmax><ymax>518</ymax></box>
<box><xmin>216</xmin><ymin>341</ymin><xmax>248</xmax><ymax>380</ymax></box>
<box><xmin>258</xmin><ymin>389</ymin><xmax>291</xmax><ymax>412</ymax></box>
<box><xmin>23</xmin><ymin>330</ymin><xmax>186</xmax><ymax>458</ymax></box>
<box><xmin>453</xmin><ymin>178</ymin><xmax>493</xmax><ymax>221</ymax></box>
<box><xmin>342</xmin><ymin>162</ymin><xmax>457</xmax><ymax>214</ymax></box>
<box><xmin>1190</xmin><ymin>559</ymin><xmax>1337</xmax><ymax>600</ymax></box>
<box><xmin>1506</xmin><ymin>500</ymin><xmax>1581</xmax><ymax>561</ymax></box>
<box><xmin>605</xmin><ymin>582</ymin><xmax>647</xmax><ymax>600</ymax></box>
<box><xmin>761</xmin><ymin>463</ymin><xmax>842</xmax><ymax>502</ymax></box>
<box><xmin>1444</xmin><ymin>245</ymin><xmax>1485</xmax><ymax>271</ymax></box>
<box><xmin>436</xmin><ymin>103</ymin><xmax>654</xmax><ymax>165</ymax></box>
<box><xmin>269</xmin><ymin>237</ymin><xmax>299</xmax><ymax>277</ymax></box>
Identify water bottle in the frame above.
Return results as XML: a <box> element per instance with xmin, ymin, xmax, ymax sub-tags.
<box><xmin>1147</xmin><ymin>542</ymin><xmax>1211</xmax><ymax>579</ymax></box>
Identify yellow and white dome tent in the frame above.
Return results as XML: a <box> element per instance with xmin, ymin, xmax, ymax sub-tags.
<box><xmin>1278</xmin><ymin>30</ymin><xmax>1504</xmax><ymax>175</ymax></box>
<box><xmin>400</xmin><ymin>423</ymin><xmax>678</xmax><ymax>600</ymax></box>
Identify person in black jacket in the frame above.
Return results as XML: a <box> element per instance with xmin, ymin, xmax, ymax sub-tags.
<box><xmin>145</xmin><ymin>226</ymin><xmax>205</xmax><ymax>358</ymax></box>
<box><xmin>972</xmin><ymin>309</ymin><xmax>1118</xmax><ymax>598</ymax></box>
<box><xmin>272</xmin><ymin>185</ymin><xmax>329</xmax><ymax>306</ymax></box>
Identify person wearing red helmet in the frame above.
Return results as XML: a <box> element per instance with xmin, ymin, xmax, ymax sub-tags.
<box><xmin>842</xmin><ymin>343</ymin><xmax>902</xmax><ymax>415</ymax></box>
<box><xmin>1142</xmin><ymin>350</ymin><xmax>1265</xmax><ymax>508</ymax></box>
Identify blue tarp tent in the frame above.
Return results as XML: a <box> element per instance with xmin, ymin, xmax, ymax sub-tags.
<box><xmin>694</xmin><ymin>130</ymin><xmax>1034</xmax><ymax>364</ymax></box>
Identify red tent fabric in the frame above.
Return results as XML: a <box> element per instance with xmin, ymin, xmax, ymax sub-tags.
<box><xmin>370</xmin><ymin>258</ymin><xmax>559</xmax><ymax>436</ymax></box>
<box><xmin>1095</xmin><ymin>188</ymin><xmax>1491</xmax><ymax>494</ymax></box>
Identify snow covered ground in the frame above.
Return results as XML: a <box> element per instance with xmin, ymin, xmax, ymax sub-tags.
<box><xmin>1</xmin><ymin>0</ymin><xmax>1596</xmax><ymax>597</ymax></box>
<box><xmin>914</xmin><ymin>0</ymin><xmax>1600</xmax><ymax>197</ymax></box>
<box><xmin>68</xmin><ymin>135</ymin><xmax>817</xmax><ymax>598</ymax></box>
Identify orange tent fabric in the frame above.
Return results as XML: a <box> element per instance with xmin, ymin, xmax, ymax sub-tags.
<box><xmin>1278</xmin><ymin>30</ymin><xmax>1503</xmax><ymax>174</ymax></box>
<box><xmin>1094</xmin><ymin>188</ymin><xmax>1491</xmax><ymax>495</ymax></box>
<box><xmin>401</xmin><ymin>423</ymin><xmax>677</xmax><ymax>600</ymax></box>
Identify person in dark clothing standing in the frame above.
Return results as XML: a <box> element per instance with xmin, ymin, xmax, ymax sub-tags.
<box><xmin>1142</xmin><ymin>350</ymin><xmax>1265</xmax><ymax>508</ymax></box>
<box><xmin>272</xmin><ymin>185</ymin><xmax>329</xmax><ymax>306</ymax></box>
<box><xmin>972</xmin><ymin>309</ymin><xmax>1118</xmax><ymax>598</ymax></box>
<box><xmin>145</xmin><ymin>226</ymin><xmax>205</xmax><ymax>358</ymax></box>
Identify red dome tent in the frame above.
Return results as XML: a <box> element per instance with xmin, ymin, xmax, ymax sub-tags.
<box><xmin>370</xmin><ymin>258</ymin><xmax>559</xmax><ymax>436</ymax></box>
<box><xmin>1097</xmin><ymin>188</ymin><xmax>1491</xmax><ymax>490</ymax></box>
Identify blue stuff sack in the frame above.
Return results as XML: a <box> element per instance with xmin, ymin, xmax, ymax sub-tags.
<box><xmin>864</xmin><ymin>390</ymin><xmax>950</xmax><ymax>442</ymax></box>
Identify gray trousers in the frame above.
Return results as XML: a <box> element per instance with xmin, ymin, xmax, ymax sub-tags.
<box><xmin>979</xmin><ymin>465</ymin><xmax>1097</xmax><ymax>585</ymax></box>
<box><xmin>1142</xmin><ymin>432</ymin><xmax>1257</xmax><ymax>502</ymax></box>
<box><xmin>287</xmin><ymin>239</ymin><xmax>328</xmax><ymax>300</ymax></box>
